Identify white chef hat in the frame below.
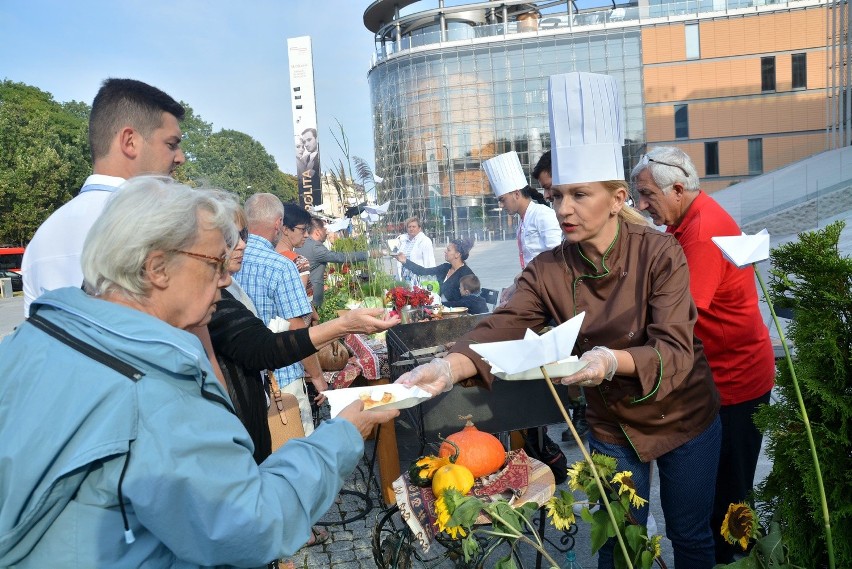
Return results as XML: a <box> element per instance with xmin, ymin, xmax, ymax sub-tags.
<box><xmin>548</xmin><ymin>72</ymin><xmax>625</xmax><ymax>185</ymax></box>
<box><xmin>482</xmin><ymin>151</ymin><xmax>528</xmax><ymax>197</ymax></box>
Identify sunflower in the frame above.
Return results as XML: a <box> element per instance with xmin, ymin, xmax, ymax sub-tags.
<box><xmin>610</xmin><ymin>471</ymin><xmax>648</xmax><ymax>509</ymax></box>
<box><xmin>434</xmin><ymin>494</ymin><xmax>467</xmax><ymax>539</ymax></box>
<box><xmin>567</xmin><ymin>460</ymin><xmax>586</xmax><ymax>491</ymax></box>
<box><xmin>649</xmin><ymin>534</ymin><xmax>662</xmax><ymax>558</ymax></box>
<box><xmin>544</xmin><ymin>490</ymin><xmax>576</xmax><ymax>530</ymax></box>
<box><xmin>720</xmin><ymin>502</ymin><xmax>758</xmax><ymax>551</ymax></box>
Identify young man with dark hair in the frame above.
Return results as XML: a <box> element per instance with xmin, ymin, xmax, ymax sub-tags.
<box><xmin>531</xmin><ymin>150</ymin><xmax>553</xmax><ymax>201</ymax></box>
<box><xmin>23</xmin><ymin>78</ymin><xmax>186</xmax><ymax>315</ymax></box>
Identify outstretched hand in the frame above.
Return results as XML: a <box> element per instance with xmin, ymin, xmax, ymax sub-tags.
<box><xmin>339</xmin><ymin>308</ymin><xmax>400</xmax><ymax>335</ymax></box>
<box><xmin>337</xmin><ymin>400</ymin><xmax>399</xmax><ymax>439</ymax></box>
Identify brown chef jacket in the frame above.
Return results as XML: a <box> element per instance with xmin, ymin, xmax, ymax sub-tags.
<box><xmin>451</xmin><ymin>221</ymin><xmax>720</xmax><ymax>462</ymax></box>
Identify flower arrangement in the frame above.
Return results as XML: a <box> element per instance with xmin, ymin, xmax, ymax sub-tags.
<box><xmin>385</xmin><ymin>285</ymin><xmax>433</xmax><ymax>311</ymax></box>
<box><xmin>434</xmin><ymin>452</ymin><xmax>664</xmax><ymax>569</ymax></box>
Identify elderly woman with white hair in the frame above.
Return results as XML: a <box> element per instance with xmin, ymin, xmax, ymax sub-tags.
<box><xmin>0</xmin><ymin>177</ymin><xmax>398</xmax><ymax>568</ymax></box>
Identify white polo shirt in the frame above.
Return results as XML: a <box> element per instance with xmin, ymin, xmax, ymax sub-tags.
<box><xmin>22</xmin><ymin>174</ymin><xmax>125</xmax><ymax>315</ymax></box>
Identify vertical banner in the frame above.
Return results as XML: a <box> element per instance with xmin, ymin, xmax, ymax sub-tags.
<box><xmin>287</xmin><ymin>36</ymin><xmax>322</xmax><ymax>210</ymax></box>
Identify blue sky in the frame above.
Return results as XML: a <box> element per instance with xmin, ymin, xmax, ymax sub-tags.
<box><xmin>0</xmin><ymin>0</ymin><xmax>379</xmax><ymax>175</ymax></box>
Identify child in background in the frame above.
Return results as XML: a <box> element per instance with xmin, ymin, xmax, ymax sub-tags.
<box><xmin>443</xmin><ymin>274</ymin><xmax>489</xmax><ymax>315</ymax></box>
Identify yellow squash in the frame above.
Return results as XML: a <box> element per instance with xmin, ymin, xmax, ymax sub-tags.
<box><xmin>431</xmin><ymin>463</ymin><xmax>475</xmax><ymax>497</ymax></box>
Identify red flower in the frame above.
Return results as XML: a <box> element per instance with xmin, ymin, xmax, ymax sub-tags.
<box><xmin>385</xmin><ymin>286</ymin><xmax>435</xmax><ymax>310</ymax></box>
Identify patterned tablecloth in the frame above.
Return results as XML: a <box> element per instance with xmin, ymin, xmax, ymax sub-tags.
<box><xmin>391</xmin><ymin>450</ymin><xmax>556</xmax><ymax>552</ymax></box>
<box><xmin>323</xmin><ymin>333</ymin><xmax>390</xmax><ymax>389</ymax></box>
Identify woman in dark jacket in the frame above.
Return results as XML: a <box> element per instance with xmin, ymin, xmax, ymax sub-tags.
<box><xmin>204</xmin><ymin>207</ymin><xmax>399</xmax><ymax>464</ymax></box>
<box><xmin>395</xmin><ymin>236</ymin><xmax>475</xmax><ymax>303</ymax></box>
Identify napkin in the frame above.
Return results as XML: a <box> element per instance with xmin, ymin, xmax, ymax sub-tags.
<box><xmin>364</xmin><ymin>200</ymin><xmax>391</xmax><ymax>215</ymax></box>
<box><xmin>325</xmin><ymin>217</ymin><xmax>351</xmax><ymax>233</ymax></box>
<box><xmin>711</xmin><ymin>229</ymin><xmax>770</xmax><ymax>267</ymax></box>
<box><xmin>469</xmin><ymin>312</ymin><xmax>586</xmax><ymax>375</ymax></box>
<box><xmin>268</xmin><ymin>316</ymin><xmax>290</xmax><ymax>333</ymax></box>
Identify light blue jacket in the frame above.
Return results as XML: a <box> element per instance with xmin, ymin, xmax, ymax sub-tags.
<box><xmin>0</xmin><ymin>288</ymin><xmax>363</xmax><ymax>568</ymax></box>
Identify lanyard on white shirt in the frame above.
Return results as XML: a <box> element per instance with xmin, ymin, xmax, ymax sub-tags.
<box><xmin>79</xmin><ymin>184</ymin><xmax>119</xmax><ymax>194</ymax></box>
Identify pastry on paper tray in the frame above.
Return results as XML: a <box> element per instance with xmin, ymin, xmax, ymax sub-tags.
<box><xmin>359</xmin><ymin>389</ymin><xmax>395</xmax><ymax>410</ymax></box>
<box><xmin>326</xmin><ymin>383</ymin><xmax>432</xmax><ymax>417</ymax></box>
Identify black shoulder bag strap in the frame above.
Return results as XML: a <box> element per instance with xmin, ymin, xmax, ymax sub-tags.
<box><xmin>27</xmin><ymin>312</ymin><xmax>144</xmax><ymax>381</ymax></box>
<box><xmin>25</xmin><ymin>309</ymin><xmax>145</xmax><ymax>543</ymax></box>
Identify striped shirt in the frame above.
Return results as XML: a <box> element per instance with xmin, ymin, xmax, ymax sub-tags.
<box><xmin>235</xmin><ymin>234</ymin><xmax>312</xmax><ymax>386</ymax></box>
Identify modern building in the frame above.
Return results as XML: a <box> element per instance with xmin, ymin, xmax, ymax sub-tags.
<box><xmin>364</xmin><ymin>0</ymin><xmax>850</xmax><ymax>241</ymax></box>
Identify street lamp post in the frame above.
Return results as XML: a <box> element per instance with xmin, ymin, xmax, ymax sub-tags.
<box><xmin>442</xmin><ymin>143</ymin><xmax>458</xmax><ymax>238</ymax></box>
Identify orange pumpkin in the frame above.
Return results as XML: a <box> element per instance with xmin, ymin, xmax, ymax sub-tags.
<box><xmin>438</xmin><ymin>415</ymin><xmax>506</xmax><ymax>478</ymax></box>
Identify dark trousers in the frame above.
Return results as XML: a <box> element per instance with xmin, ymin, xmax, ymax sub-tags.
<box><xmin>712</xmin><ymin>390</ymin><xmax>772</xmax><ymax>564</ymax></box>
<box><xmin>591</xmin><ymin>415</ymin><xmax>722</xmax><ymax>569</ymax></box>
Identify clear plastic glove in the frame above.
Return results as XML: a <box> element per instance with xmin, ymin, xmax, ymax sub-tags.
<box><xmin>395</xmin><ymin>357</ymin><xmax>454</xmax><ymax>396</ymax></box>
<box><xmin>558</xmin><ymin>346</ymin><xmax>618</xmax><ymax>388</ymax></box>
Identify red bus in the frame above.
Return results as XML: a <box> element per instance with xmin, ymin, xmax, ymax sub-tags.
<box><xmin>0</xmin><ymin>246</ymin><xmax>25</xmax><ymax>273</ymax></box>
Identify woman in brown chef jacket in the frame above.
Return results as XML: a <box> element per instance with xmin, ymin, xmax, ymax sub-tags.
<box><xmin>398</xmin><ymin>72</ymin><xmax>721</xmax><ymax>569</ymax></box>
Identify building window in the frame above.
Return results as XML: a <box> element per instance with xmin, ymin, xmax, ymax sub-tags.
<box><xmin>685</xmin><ymin>24</ymin><xmax>700</xmax><ymax>59</ymax></box>
<box><xmin>748</xmin><ymin>139</ymin><xmax>763</xmax><ymax>174</ymax></box>
<box><xmin>761</xmin><ymin>57</ymin><xmax>776</xmax><ymax>92</ymax></box>
<box><xmin>705</xmin><ymin>141</ymin><xmax>719</xmax><ymax>176</ymax></box>
<box><xmin>295</xmin><ymin>105</ymin><xmax>303</xmax><ymax>110</ymax></box>
<box><xmin>792</xmin><ymin>53</ymin><xmax>807</xmax><ymax>89</ymax></box>
<box><xmin>674</xmin><ymin>104</ymin><xmax>689</xmax><ymax>139</ymax></box>
<box><xmin>293</xmin><ymin>87</ymin><xmax>301</xmax><ymax>92</ymax></box>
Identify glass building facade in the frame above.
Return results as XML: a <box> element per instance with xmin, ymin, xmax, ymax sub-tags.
<box><xmin>368</xmin><ymin>27</ymin><xmax>644</xmax><ymax>243</ymax></box>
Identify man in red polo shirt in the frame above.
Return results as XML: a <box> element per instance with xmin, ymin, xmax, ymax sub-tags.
<box><xmin>631</xmin><ymin>146</ymin><xmax>775</xmax><ymax>564</ymax></box>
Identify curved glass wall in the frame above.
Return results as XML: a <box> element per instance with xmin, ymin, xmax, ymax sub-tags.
<box><xmin>369</xmin><ymin>29</ymin><xmax>645</xmax><ymax>244</ymax></box>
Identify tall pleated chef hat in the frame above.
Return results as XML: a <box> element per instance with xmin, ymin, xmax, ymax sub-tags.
<box><xmin>548</xmin><ymin>72</ymin><xmax>625</xmax><ymax>185</ymax></box>
<box><xmin>482</xmin><ymin>151</ymin><xmax>528</xmax><ymax>197</ymax></box>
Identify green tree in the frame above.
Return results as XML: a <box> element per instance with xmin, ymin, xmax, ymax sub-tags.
<box><xmin>0</xmin><ymin>81</ymin><xmax>90</xmax><ymax>244</ymax></box>
<box><xmin>0</xmin><ymin>83</ymin><xmax>296</xmax><ymax>245</ymax></box>
<box><xmin>172</xmin><ymin>103</ymin><xmax>213</xmax><ymax>187</ymax></box>
<box><xmin>756</xmin><ymin>221</ymin><xmax>852</xmax><ymax>568</ymax></box>
<box><xmin>179</xmin><ymin>126</ymin><xmax>296</xmax><ymax>203</ymax></box>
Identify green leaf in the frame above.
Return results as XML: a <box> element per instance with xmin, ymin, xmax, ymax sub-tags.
<box><xmin>590</xmin><ymin>508</ymin><xmax>613</xmax><ymax>553</ymax></box>
<box><xmin>461</xmin><ymin>534</ymin><xmax>480</xmax><ymax>562</ymax></box>
<box><xmin>450</xmin><ymin>496</ymin><xmax>485</xmax><ymax>529</ymax></box>
<box><xmin>493</xmin><ymin>556</ymin><xmax>518</xmax><ymax>569</ymax></box>
<box><xmin>624</xmin><ymin>523</ymin><xmax>645</xmax><ymax>552</ymax></box>
<box><xmin>515</xmin><ymin>501</ymin><xmax>540</xmax><ymax>520</ymax></box>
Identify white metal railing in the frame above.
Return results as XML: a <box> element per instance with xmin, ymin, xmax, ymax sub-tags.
<box><xmin>372</xmin><ymin>0</ymin><xmax>823</xmax><ymax>64</ymax></box>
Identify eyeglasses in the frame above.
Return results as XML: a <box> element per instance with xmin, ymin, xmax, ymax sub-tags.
<box><xmin>238</xmin><ymin>227</ymin><xmax>249</xmax><ymax>242</ymax></box>
<box><xmin>292</xmin><ymin>225</ymin><xmax>309</xmax><ymax>233</ymax></box>
<box><xmin>171</xmin><ymin>249</ymin><xmax>229</xmax><ymax>277</ymax></box>
<box><xmin>639</xmin><ymin>154</ymin><xmax>690</xmax><ymax>178</ymax></box>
